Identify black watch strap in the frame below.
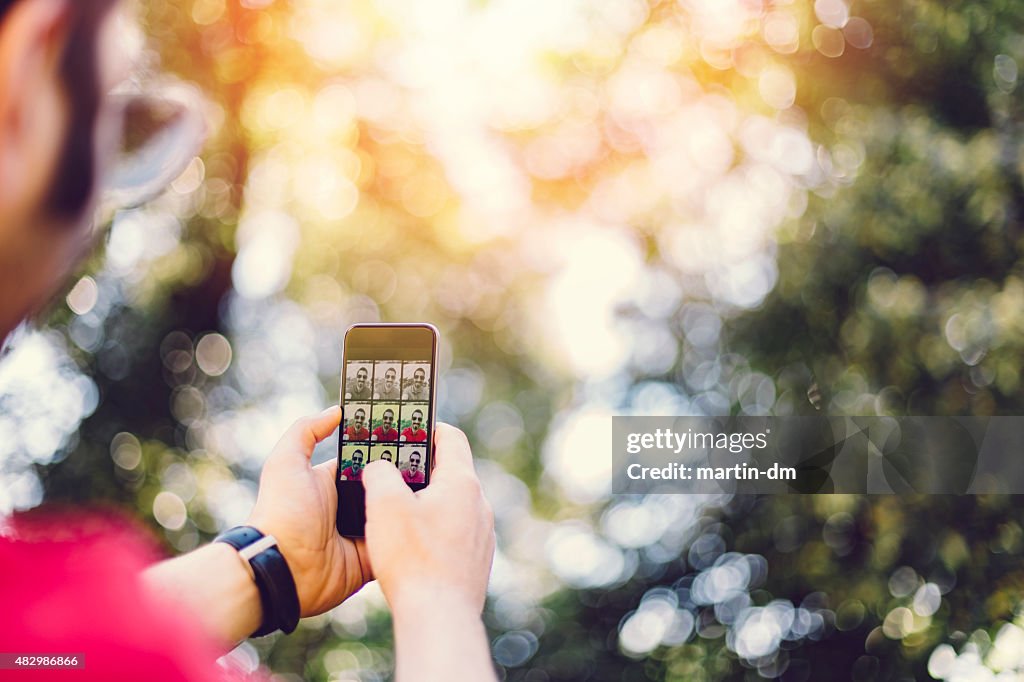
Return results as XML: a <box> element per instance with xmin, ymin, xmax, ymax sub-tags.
<box><xmin>215</xmin><ymin>526</ymin><xmax>301</xmax><ymax>637</ymax></box>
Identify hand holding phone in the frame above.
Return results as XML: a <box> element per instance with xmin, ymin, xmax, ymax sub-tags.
<box><xmin>361</xmin><ymin>424</ymin><xmax>496</xmax><ymax>681</ymax></box>
<box><xmin>362</xmin><ymin>424</ymin><xmax>494</xmax><ymax>610</ymax></box>
<box><xmin>244</xmin><ymin>407</ymin><xmax>372</xmax><ymax>620</ymax></box>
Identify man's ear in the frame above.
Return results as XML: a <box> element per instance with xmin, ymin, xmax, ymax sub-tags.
<box><xmin>0</xmin><ymin>0</ymin><xmax>71</xmax><ymax>210</ymax></box>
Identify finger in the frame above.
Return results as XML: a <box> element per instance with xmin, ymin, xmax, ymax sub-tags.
<box><xmin>430</xmin><ymin>423</ymin><xmax>475</xmax><ymax>478</ymax></box>
<box><xmin>272</xmin><ymin>406</ymin><xmax>342</xmax><ymax>462</ymax></box>
<box><xmin>346</xmin><ymin>537</ymin><xmax>374</xmax><ymax>589</ymax></box>
<box><xmin>315</xmin><ymin>457</ymin><xmax>339</xmax><ymax>479</ymax></box>
<box><xmin>363</xmin><ymin>460</ymin><xmax>413</xmax><ymax>509</ymax></box>
<box><xmin>314</xmin><ymin>458</ymin><xmax>339</xmax><ymax>511</ymax></box>
<box><xmin>311</xmin><ymin>459</ymin><xmax>341</xmax><ymax>546</ymax></box>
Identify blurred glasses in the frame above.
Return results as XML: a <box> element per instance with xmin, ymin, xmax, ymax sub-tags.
<box><xmin>95</xmin><ymin>78</ymin><xmax>208</xmax><ymax>222</ymax></box>
<box><xmin>2</xmin><ymin>78</ymin><xmax>207</xmax><ymax>355</ymax></box>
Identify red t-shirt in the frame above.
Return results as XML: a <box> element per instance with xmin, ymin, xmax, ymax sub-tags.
<box><xmin>344</xmin><ymin>426</ymin><xmax>369</xmax><ymax>440</ymax></box>
<box><xmin>0</xmin><ymin>509</ymin><xmax>258</xmax><ymax>681</ymax></box>
<box><xmin>402</xmin><ymin>468</ymin><xmax>425</xmax><ymax>484</ymax></box>
<box><xmin>400</xmin><ymin>427</ymin><xmax>427</xmax><ymax>443</ymax></box>
<box><xmin>371</xmin><ymin>427</ymin><xmax>398</xmax><ymax>442</ymax></box>
<box><xmin>340</xmin><ymin>466</ymin><xmax>363</xmax><ymax>480</ymax></box>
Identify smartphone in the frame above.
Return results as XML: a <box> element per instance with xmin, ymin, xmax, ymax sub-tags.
<box><xmin>336</xmin><ymin>323</ymin><xmax>439</xmax><ymax>537</ymax></box>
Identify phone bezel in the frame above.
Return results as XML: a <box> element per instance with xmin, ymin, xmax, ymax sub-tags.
<box><xmin>336</xmin><ymin>322</ymin><xmax>439</xmax><ymax>537</ymax></box>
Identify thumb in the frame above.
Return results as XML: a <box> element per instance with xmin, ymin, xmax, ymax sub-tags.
<box><xmin>270</xmin><ymin>406</ymin><xmax>342</xmax><ymax>464</ymax></box>
<box><xmin>363</xmin><ymin>461</ymin><xmax>413</xmax><ymax>511</ymax></box>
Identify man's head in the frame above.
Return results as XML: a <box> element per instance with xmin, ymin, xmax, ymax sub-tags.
<box><xmin>381</xmin><ymin>409</ymin><xmax>394</xmax><ymax>427</ymax></box>
<box><xmin>413</xmin><ymin>368</ymin><xmax>425</xmax><ymax>386</ymax></box>
<box><xmin>381</xmin><ymin>450</ymin><xmax>392</xmax><ymax>462</ymax></box>
<box><xmin>0</xmin><ymin>0</ymin><xmax>123</xmax><ymax>339</ymax></box>
<box><xmin>409</xmin><ymin>451</ymin><xmax>421</xmax><ymax>472</ymax></box>
<box><xmin>351</xmin><ymin>409</ymin><xmax>365</xmax><ymax>427</ymax></box>
<box><xmin>355</xmin><ymin>367</ymin><xmax>368</xmax><ymax>388</ymax></box>
<box><xmin>410</xmin><ymin>410</ymin><xmax>423</xmax><ymax>429</ymax></box>
<box><xmin>351</xmin><ymin>450</ymin><xmax>364</xmax><ymax>470</ymax></box>
<box><xmin>384</xmin><ymin>368</ymin><xmax>396</xmax><ymax>387</ymax></box>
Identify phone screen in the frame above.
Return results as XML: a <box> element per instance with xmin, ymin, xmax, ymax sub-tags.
<box><xmin>336</xmin><ymin>324</ymin><xmax>438</xmax><ymax>537</ymax></box>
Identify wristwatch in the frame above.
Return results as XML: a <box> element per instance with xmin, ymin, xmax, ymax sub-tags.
<box><xmin>214</xmin><ymin>526</ymin><xmax>301</xmax><ymax>636</ymax></box>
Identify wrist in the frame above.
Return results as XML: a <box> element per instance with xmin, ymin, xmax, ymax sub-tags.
<box><xmin>389</xmin><ymin>585</ymin><xmax>496</xmax><ymax>682</ymax></box>
<box><xmin>206</xmin><ymin>542</ymin><xmax>264</xmax><ymax>637</ymax></box>
<box><xmin>389</xmin><ymin>585</ymin><xmax>484</xmax><ymax>626</ymax></box>
<box><xmin>214</xmin><ymin>525</ymin><xmax>300</xmax><ymax>637</ymax></box>
<box><xmin>142</xmin><ymin>542</ymin><xmax>262</xmax><ymax>649</ymax></box>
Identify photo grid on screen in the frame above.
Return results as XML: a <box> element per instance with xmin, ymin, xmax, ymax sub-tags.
<box><xmin>339</xmin><ymin>360</ymin><xmax>430</xmax><ymax>482</ymax></box>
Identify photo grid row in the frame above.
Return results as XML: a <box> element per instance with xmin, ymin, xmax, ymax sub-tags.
<box><xmin>338</xmin><ymin>444</ymin><xmax>427</xmax><ymax>484</ymax></box>
<box><xmin>340</xmin><ymin>402</ymin><xmax>429</xmax><ymax>444</ymax></box>
<box><xmin>343</xmin><ymin>360</ymin><xmax>431</xmax><ymax>402</ymax></box>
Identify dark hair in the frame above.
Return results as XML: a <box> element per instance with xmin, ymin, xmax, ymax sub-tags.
<box><xmin>0</xmin><ymin>0</ymin><xmax>120</xmax><ymax>218</ymax></box>
<box><xmin>52</xmin><ymin>0</ymin><xmax>120</xmax><ymax>217</ymax></box>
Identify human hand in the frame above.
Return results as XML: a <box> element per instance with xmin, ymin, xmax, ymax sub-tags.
<box><xmin>361</xmin><ymin>423</ymin><xmax>495</xmax><ymax>616</ymax></box>
<box><xmin>246</xmin><ymin>406</ymin><xmax>372</xmax><ymax>616</ymax></box>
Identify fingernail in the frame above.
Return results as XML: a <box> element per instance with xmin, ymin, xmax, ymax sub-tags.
<box><xmin>320</xmin><ymin>405</ymin><xmax>341</xmax><ymax>417</ymax></box>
